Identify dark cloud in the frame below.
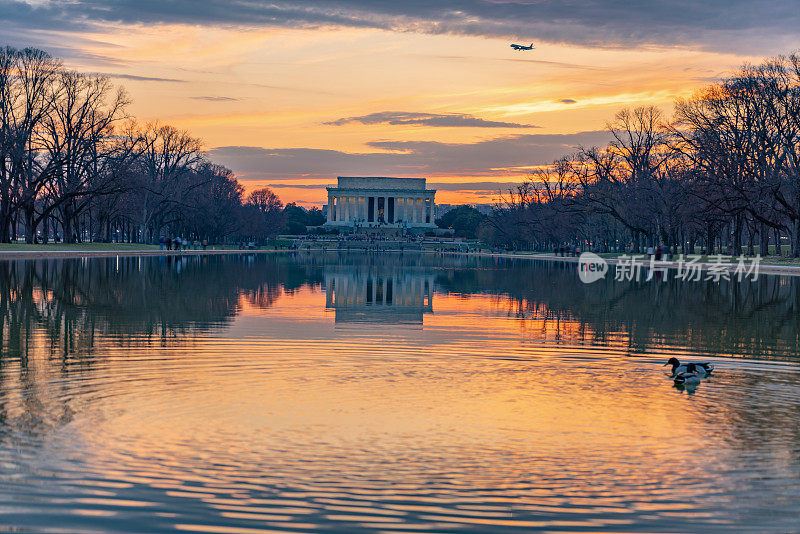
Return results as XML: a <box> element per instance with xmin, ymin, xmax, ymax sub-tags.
<box><xmin>559</xmin><ymin>99</ymin><xmax>577</xmax><ymax>104</ymax></box>
<box><xmin>208</xmin><ymin>130</ymin><xmax>610</xmax><ymax>182</ymax></box>
<box><xmin>429</xmin><ymin>181</ymin><xmax>520</xmax><ymax>192</ymax></box>
<box><xmin>266</xmin><ymin>181</ymin><xmax>522</xmax><ymax>192</ymax></box>
<box><xmin>190</xmin><ymin>96</ymin><xmax>241</xmax><ymax>102</ymax></box>
<box><xmin>325</xmin><ymin>111</ymin><xmax>537</xmax><ymax>128</ymax></box>
<box><xmin>267</xmin><ymin>184</ymin><xmax>329</xmax><ymax>189</ymax></box>
<box><xmin>0</xmin><ymin>1</ymin><xmax>796</xmax><ymax>53</ymax></box>
<box><xmin>0</xmin><ymin>25</ymin><xmax>128</xmax><ymax>66</ymax></box>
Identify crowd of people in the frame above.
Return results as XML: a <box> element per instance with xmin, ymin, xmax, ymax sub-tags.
<box><xmin>158</xmin><ymin>237</ymin><xmax>208</xmax><ymax>251</ymax></box>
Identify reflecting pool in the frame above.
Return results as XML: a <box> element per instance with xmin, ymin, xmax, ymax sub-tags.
<box><xmin>0</xmin><ymin>252</ymin><xmax>798</xmax><ymax>532</ymax></box>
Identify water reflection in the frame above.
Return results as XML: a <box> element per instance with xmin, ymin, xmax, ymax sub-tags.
<box><xmin>0</xmin><ymin>255</ymin><xmax>322</xmax><ymax>359</ymax></box>
<box><xmin>0</xmin><ymin>254</ymin><xmax>320</xmax><ymax>446</ymax></box>
<box><xmin>325</xmin><ymin>256</ymin><xmax>434</xmax><ymax>325</ymax></box>
<box><xmin>5</xmin><ymin>253</ymin><xmax>800</xmax><ymax>361</ymax></box>
<box><xmin>0</xmin><ymin>253</ymin><xmax>798</xmax><ymax>533</ymax></box>
<box><xmin>434</xmin><ymin>258</ymin><xmax>800</xmax><ymax>360</ymax></box>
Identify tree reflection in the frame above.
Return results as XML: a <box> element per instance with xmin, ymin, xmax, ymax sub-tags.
<box><xmin>434</xmin><ymin>258</ymin><xmax>800</xmax><ymax>361</ymax></box>
<box><xmin>0</xmin><ymin>254</ymin><xmax>326</xmax><ymax>440</ymax></box>
<box><xmin>0</xmin><ymin>255</ymin><xmax>324</xmax><ymax>361</ymax></box>
<box><xmin>4</xmin><ymin>253</ymin><xmax>798</xmax><ymax>363</ymax></box>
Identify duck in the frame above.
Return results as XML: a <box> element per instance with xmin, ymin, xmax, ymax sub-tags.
<box><xmin>665</xmin><ymin>357</ymin><xmax>714</xmax><ymax>375</ymax></box>
<box><xmin>673</xmin><ymin>363</ymin><xmax>702</xmax><ymax>385</ymax></box>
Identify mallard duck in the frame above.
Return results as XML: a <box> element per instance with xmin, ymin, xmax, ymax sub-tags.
<box><xmin>673</xmin><ymin>363</ymin><xmax>702</xmax><ymax>385</ymax></box>
<box><xmin>665</xmin><ymin>357</ymin><xmax>714</xmax><ymax>375</ymax></box>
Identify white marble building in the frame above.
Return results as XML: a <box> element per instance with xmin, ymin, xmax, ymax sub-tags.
<box><xmin>325</xmin><ymin>177</ymin><xmax>436</xmax><ymax>232</ymax></box>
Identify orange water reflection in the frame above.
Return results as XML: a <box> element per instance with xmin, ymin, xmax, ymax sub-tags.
<box><xmin>0</xmin><ymin>254</ymin><xmax>798</xmax><ymax>532</ymax></box>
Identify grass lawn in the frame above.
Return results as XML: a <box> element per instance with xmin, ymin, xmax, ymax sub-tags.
<box><xmin>540</xmin><ymin>250</ymin><xmax>800</xmax><ymax>267</ymax></box>
<box><xmin>2</xmin><ymin>241</ymin><xmax>799</xmax><ymax>267</ymax></box>
<box><xmin>589</xmin><ymin>251</ymin><xmax>800</xmax><ymax>265</ymax></box>
<box><xmin>0</xmin><ymin>242</ymin><xmax>158</xmax><ymax>251</ymax></box>
<box><xmin>481</xmin><ymin>249</ymin><xmax>800</xmax><ymax>267</ymax></box>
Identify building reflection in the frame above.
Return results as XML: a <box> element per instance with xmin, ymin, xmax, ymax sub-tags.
<box><xmin>325</xmin><ymin>268</ymin><xmax>434</xmax><ymax>325</ymax></box>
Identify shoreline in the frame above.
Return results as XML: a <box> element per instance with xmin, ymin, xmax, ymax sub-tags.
<box><xmin>2</xmin><ymin>246</ymin><xmax>800</xmax><ymax>277</ymax></box>
<box><xmin>454</xmin><ymin>251</ymin><xmax>800</xmax><ymax>277</ymax></box>
<box><xmin>0</xmin><ymin>248</ymin><xmax>288</xmax><ymax>260</ymax></box>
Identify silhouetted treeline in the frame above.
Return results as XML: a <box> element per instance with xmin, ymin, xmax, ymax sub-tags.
<box><xmin>484</xmin><ymin>52</ymin><xmax>800</xmax><ymax>257</ymax></box>
<box><xmin>435</xmin><ymin>205</ymin><xmax>487</xmax><ymax>238</ymax></box>
<box><xmin>0</xmin><ymin>46</ymin><xmax>289</xmax><ymax>244</ymax></box>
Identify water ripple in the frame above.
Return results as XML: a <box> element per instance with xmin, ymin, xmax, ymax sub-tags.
<box><xmin>0</xmin><ymin>255</ymin><xmax>799</xmax><ymax>532</ymax></box>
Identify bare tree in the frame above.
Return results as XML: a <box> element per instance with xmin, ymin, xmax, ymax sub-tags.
<box><xmin>0</xmin><ymin>47</ymin><xmax>61</xmax><ymax>242</ymax></box>
<box><xmin>130</xmin><ymin>122</ymin><xmax>204</xmax><ymax>242</ymax></box>
<box><xmin>33</xmin><ymin>71</ymin><xmax>132</xmax><ymax>242</ymax></box>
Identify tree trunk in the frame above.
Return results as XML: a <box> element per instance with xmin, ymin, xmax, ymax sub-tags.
<box><xmin>775</xmin><ymin>228</ymin><xmax>782</xmax><ymax>256</ymax></box>
<box><xmin>24</xmin><ymin>205</ymin><xmax>36</xmax><ymax>244</ymax></box>
<box><xmin>731</xmin><ymin>220</ymin><xmax>742</xmax><ymax>256</ymax></box>
<box><xmin>63</xmin><ymin>206</ymin><xmax>75</xmax><ymax>244</ymax></box>
<box><xmin>0</xmin><ymin>198</ymin><xmax>12</xmax><ymax>243</ymax></box>
<box><xmin>794</xmin><ymin>219</ymin><xmax>800</xmax><ymax>258</ymax></box>
<box><xmin>759</xmin><ymin>223</ymin><xmax>770</xmax><ymax>257</ymax></box>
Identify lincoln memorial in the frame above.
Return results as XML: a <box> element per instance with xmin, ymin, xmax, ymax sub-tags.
<box><xmin>325</xmin><ymin>177</ymin><xmax>436</xmax><ymax>233</ymax></box>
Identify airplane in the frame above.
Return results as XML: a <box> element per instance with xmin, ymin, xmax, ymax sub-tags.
<box><xmin>510</xmin><ymin>43</ymin><xmax>535</xmax><ymax>51</ymax></box>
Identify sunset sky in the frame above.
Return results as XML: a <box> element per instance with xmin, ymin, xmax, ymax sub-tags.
<box><xmin>3</xmin><ymin>1</ymin><xmax>798</xmax><ymax>206</ymax></box>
